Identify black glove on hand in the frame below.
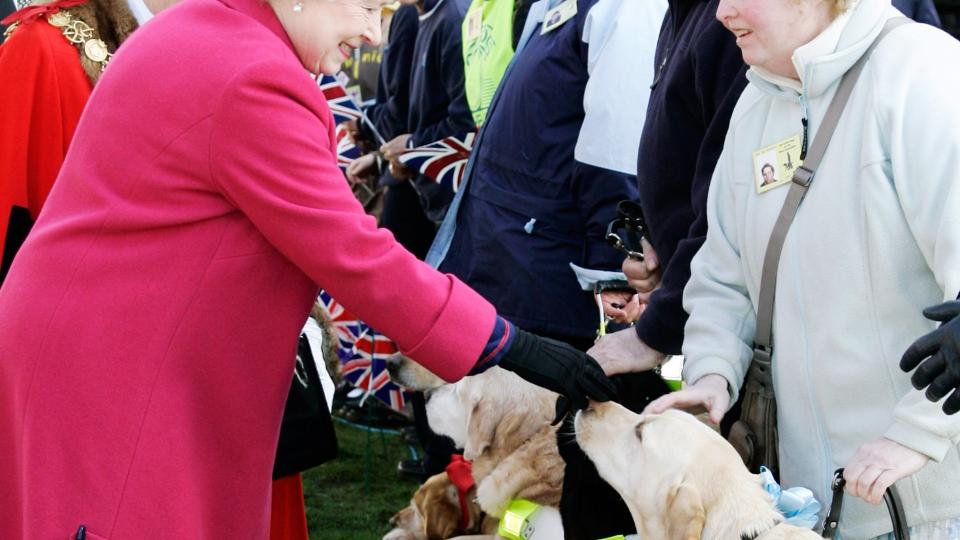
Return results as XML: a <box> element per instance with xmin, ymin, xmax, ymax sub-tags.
<box><xmin>900</xmin><ymin>300</ymin><xmax>960</xmax><ymax>415</ymax></box>
<box><xmin>497</xmin><ymin>328</ymin><xmax>617</xmax><ymax>424</ymax></box>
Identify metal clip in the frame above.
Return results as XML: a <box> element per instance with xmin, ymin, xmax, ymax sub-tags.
<box><xmin>791</xmin><ymin>165</ymin><xmax>815</xmax><ymax>187</ymax></box>
<box><xmin>605</xmin><ymin>200</ymin><xmax>647</xmax><ymax>260</ymax></box>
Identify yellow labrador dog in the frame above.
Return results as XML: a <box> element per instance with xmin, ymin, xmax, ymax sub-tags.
<box><xmin>383</xmin><ymin>472</ymin><xmax>499</xmax><ymax>540</ymax></box>
<box><xmin>575</xmin><ymin>403</ymin><xmax>821</xmax><ymax>540</ymax></box>
<box><xmin>387</xmin><ymin>356</ymin><xmax>565</xmax><ymax>517</ymax></box>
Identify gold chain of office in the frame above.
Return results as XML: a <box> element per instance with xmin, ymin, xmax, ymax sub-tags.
<box><xmin>3</xmin><ymin>10</ymin><xmax>112</xmax><ymax>73</ymax></box>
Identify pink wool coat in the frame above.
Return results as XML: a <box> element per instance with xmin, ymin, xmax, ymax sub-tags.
<box><xmin>0</xmin><ymin>0</ymin><xmax>496</xmax><ymax>536</ymax></box>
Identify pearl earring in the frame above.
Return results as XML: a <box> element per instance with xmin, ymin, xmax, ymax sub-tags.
<box><xmin>293</xmin><ymin>0</ymin><xmax>303</xmax><ymax>12</ymax></box>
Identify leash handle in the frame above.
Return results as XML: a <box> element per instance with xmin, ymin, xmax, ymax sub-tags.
<box><xmin>822</xmin><ymin>469</ymin><xmax>911</xmax><ymax>540</ymax></box>
<box><xmin>605</xmin><ymin>201</ymin><xmax>647</xmax><ymax>261</ymax></box>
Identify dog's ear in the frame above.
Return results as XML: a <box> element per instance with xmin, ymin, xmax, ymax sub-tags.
<box><xmin>666</xmin><ymin>482</ymin><xmax>705</xmax><ymax>540</ymax></box>
<box><xmin>464</xmin><ymin>400</ymin><xmax>498</xmax><ymax>460</ymax></box>
<box><xmin>389</xmin><ymin>505</ymin><xmax>417</xmax><ymax>530</ymax></box>
<box><xmin>414</xmin><ymin>480</ymin><xmax>460</xmax><ymax>540</ymax></box>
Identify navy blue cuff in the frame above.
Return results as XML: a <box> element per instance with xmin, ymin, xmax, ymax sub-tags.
<box><xmin>634</xmin><ymin>296</ymin><xmax>684</xmax><ymax>356</ymax></box>
<box><xmin>469</xmin><ymin>316</ymin><xmax>516</xmax><ymax>375</ymax></box>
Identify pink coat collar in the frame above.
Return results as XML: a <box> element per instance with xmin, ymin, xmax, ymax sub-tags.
<box><xmin>216</xmin><ymin>0</ymin><xmax>297</xmax><ymax>54</ymax></box>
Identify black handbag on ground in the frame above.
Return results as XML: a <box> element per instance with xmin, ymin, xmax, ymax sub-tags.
<box><xmin>726</xmin><ymin>17</ymin><xmax>911</xmax><ymax>480</ymax></box>
<box><xmin>273</xmin><ymin>332</ymin><xmax>338</xmax><ymax>479</ymax></box>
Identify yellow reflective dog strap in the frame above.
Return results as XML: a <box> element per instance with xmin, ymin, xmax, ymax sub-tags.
<box><xmin>597</xmin><ymin>536</ymin><xmax>627</xmax><ymax>540</ymax></box>
<box><xmin>498</xmin><ymin>499</ymin><xmax>540</xmax><ymax>540</ymax></box>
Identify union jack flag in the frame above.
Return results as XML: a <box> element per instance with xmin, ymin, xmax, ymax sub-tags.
<box><xmin>316</xmin><ymin>290</ymin><xmax>364</xmax><ymax>361</ymax></box>
<box><xmin>318</xmin><ymin>75</ymin><xmax>363</xmax><ymax>125</ymax></box>
<box><xmin>397</xmin><ymin>133</ymin><xmax>475</xmax><ymax>192</ymax></box>
<box><xmin>341</xmin><ymin>328</ymin><xmax>409</xmax><ymax>411</ymax></box>
<box><xmin>335</xmin><ymin>123</ymin><xmax>360</xmax><ymax>173</ymax></box>
<box><xmin>315</xmin><ymin>290</ymin><xmax>411</xmax><ymax>412</ymax></box>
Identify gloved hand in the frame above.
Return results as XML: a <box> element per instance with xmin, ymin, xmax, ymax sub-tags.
<box><xmin>497</xmin><ymin>327</ymin><xmax>617</xmax><ymax>423</ymax></box>
<box><xmin>900</xmin><ymin>300</ymin><xmax>960</xmax><ymax>415</ymax></box>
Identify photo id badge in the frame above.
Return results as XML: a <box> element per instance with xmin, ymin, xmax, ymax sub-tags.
<box><xmin>465</xmin><ymin>7</ymin><xmax>483</xmax><ymax>41</ymax></box>
<box><xmin>541</xmin><ymin>0</ymin><xmax>577</xmax><ymax>35</ymax></box>
<box><xmin>753</xmin><ymin>133</ymin><xmax>803</xmax><ymax>194</ymax></box>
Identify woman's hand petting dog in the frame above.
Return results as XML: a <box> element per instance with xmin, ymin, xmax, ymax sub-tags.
<box><xmin>843</xmin><ymin>437</ymin><xmax>929</xmax><ymax>505</ymax></box>
<box><xmin>600</xmin><ymin>290</ymin><xmax>641</xmax><ymax>324</ymax></box>
<box><xmin>622</xmin><ymin>238</ymin><xmax>661</xmax><ymax>303</ymax></box>
<box><xmin>644</xmin><ymin>373</ymin><xmax>730</xmax><ymax>425</ymax></box>
<box><xmin>588</xmin><ymin>328</ymin><xmax>665</xmax><ymax>376</ymax></box>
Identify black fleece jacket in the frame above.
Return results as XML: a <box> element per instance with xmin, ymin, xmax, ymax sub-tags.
<box><xmin>633</xmin><ymin>0</ymin><xmax>748</xmax><ymax>355</ymax></box>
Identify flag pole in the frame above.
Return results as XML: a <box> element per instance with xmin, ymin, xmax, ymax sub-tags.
<box><xmin>358</xmin><ymin>108</ymin><xmax>387</xmax><ymax>148</ymax></box>
<box><xmin>314</xmin><ymin>72</ymin><xmax>388</xmax><ymax>147</ymax></box>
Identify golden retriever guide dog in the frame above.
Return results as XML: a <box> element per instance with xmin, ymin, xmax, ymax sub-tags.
<box><xmin>383</xmin><ymin>471</ymin><xmax>499</xmax><ymax>540</ymax></box>
<box><xmin>575</xmin><ymin>403</ymin><xmax>821</xmax><ymax>540</ymax></box>
<box><xmin>387</xmin><ymin>356</ymin><xmax>565</xmax><ymax>518</ymax></box>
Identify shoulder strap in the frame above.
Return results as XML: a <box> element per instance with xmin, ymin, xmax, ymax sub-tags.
<box><xmin>753</xmin><ymin>16</ymin><xmax>911</xmax><ymax>354</ymax></box>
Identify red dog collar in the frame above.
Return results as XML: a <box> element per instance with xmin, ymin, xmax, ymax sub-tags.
<box><xmin>445</xmin><ymin>454</ymin><xmax>476</xmax><ymax>534</ymax></box>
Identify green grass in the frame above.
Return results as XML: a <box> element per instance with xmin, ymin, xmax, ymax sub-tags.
<box><xmin>303</xmin><ymin>420</ymin><xmax>421</xmax><ymax>540</ymax></box>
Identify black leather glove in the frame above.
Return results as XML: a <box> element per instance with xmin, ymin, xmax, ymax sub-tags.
<box><xmin>900</xmin><ymin>300</ymin><xmax>960</xmax><ymax>415</ymax></box>
<box><xmin>497</xmin><ymin>328</ymin><xmax>617</xmax><ymax>423</ymax></box>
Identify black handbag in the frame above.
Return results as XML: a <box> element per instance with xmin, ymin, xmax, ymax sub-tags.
<box><xmin>822</xmin><ymin>469</ymin><xmax>910</xmax><ymax>540</ymax></box>
<box><xmin>726</xmin><ymin>17</ymin><xmax>911</xmax><ymax>480</ymax></box>
<box><xmin>273</xmin><ymin>332</ymin><xmax>338</xmax><ymax>479</ymax></box>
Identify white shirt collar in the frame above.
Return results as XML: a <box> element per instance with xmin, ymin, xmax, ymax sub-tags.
<box><xmin>126</xmin><ymin>0</ymin><xmax>154</xmax><ymax>26</ymax></box>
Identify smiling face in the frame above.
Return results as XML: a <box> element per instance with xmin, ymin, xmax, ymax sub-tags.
<box><xmin>715</xmin><ymin>0</ymin><xmax>834</xmax><ymax>79</ymax></box>
<box><xmin>272</xmin><ymin>0</ymin><xmax>389</xmax><ymax>75</ymax></box>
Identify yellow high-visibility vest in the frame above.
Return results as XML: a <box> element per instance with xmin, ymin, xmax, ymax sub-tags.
<box><xmin>461</xmin><ymin>0</ymin><xmax>515</xmax><ymax>126</ymax></box>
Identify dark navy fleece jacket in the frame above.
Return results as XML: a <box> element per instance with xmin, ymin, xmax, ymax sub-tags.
<box><xmin>364</xmin><ymin>5</ymin><xmax>420</xmax><ymax>143</ymax></box>
<box><xmin>633</xmin><ymin>0</ymin><xmax>747</xmax><ymax>355</ymax></box>
<box><xmin>893</xmin><ymin>0</ymin><xmax>941</xmax><ymax>26</ymax></box>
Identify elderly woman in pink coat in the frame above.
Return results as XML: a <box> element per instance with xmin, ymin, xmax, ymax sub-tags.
<box><xmin>0</xmin><ymin>0</ymin><xmax>616</xmax><ymax>536</ymax></box>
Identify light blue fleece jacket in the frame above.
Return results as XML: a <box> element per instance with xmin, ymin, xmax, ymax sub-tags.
<box><xmin>681</xmin><ymin>0</ymin><xmax>960</xmax><ymax>537</ymax></box>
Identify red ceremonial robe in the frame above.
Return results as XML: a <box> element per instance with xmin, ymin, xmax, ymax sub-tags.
<box><xmin>0</xmin><ymin>17</ymin><xmax>91</xmax><ymax>281</ymax></box>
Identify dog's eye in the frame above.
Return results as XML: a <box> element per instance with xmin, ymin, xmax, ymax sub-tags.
<box><xmin>634</xmin><ymin>422</ymin><xmax>643</xmax><ymax>442</ymax></box>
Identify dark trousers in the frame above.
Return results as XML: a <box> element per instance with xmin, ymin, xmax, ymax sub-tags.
<box><xmin>379</xmin><ymin>181</ymin><xmax>436</xmax><ymax>260</ymax></box>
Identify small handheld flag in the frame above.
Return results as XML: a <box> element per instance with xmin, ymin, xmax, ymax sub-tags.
<box><xmin>317</xmin><ymin>75</ymin><xmax>387</xmax><ymax>146</ymax></box>
<box><xmin>397</xmin><ymin>133</ymin><xmax>475</xmax><ymax>192</ymax></box>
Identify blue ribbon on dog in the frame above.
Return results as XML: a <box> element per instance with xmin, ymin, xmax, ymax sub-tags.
<box><xmin>759</xmin><ymin>466</ymin><xmax>822</xmax><ymax>529</ymax></box>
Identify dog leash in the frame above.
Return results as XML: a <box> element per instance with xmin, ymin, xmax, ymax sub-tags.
<box><xmin>821</xmin><ymin>469</ymin><xmax>910</xmax><ymax>540</ymax></box>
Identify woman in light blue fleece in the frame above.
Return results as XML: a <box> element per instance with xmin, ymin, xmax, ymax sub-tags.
<box><xmin>645</xmin><ymin>0</ymin><xmax>960</xmax><ymax>538</ymax></box>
